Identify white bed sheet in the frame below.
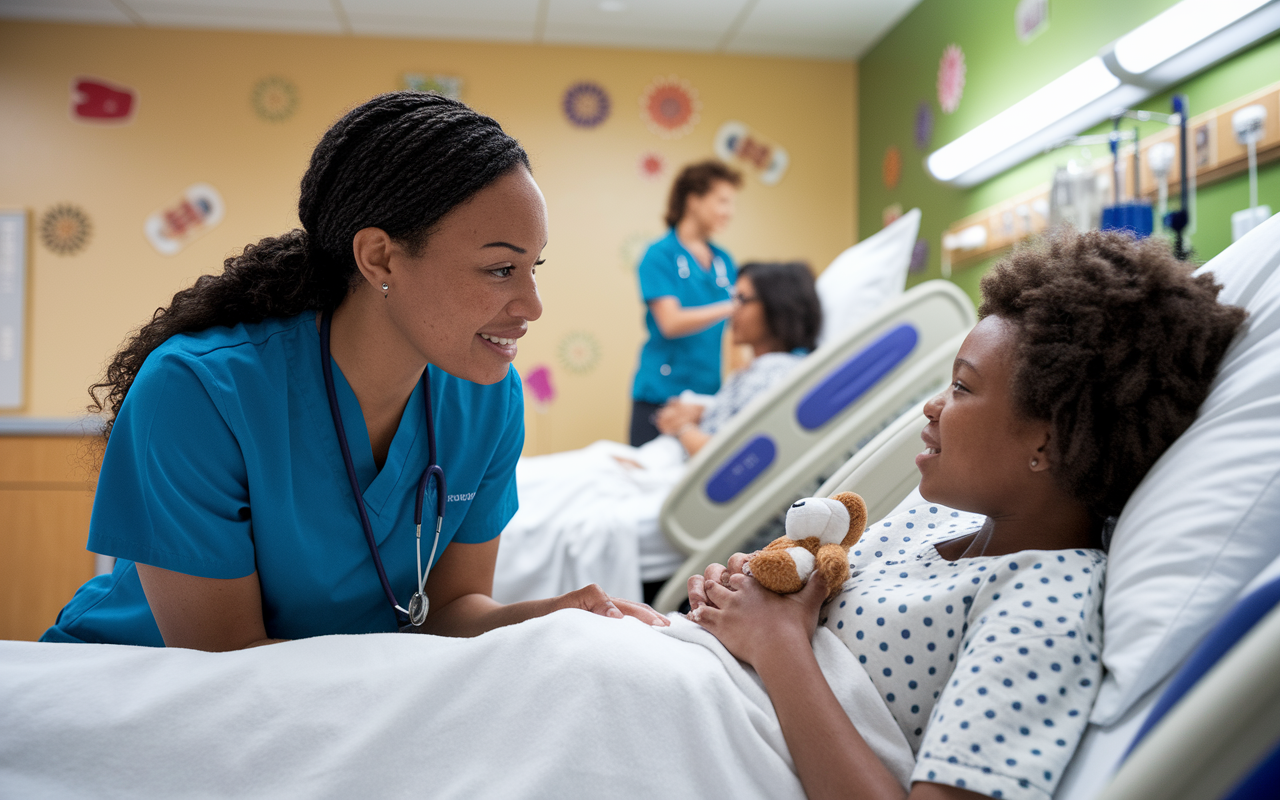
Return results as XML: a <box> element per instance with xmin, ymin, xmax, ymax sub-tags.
<box><xmin>0</xmin><ymin>610</ymin><xmax>914</xmax><ymax>799</ymax></box>
<box><xmin>492</xmin><ymin>436</ymin><xmax>687</xmax><ymax>603</ymax></box>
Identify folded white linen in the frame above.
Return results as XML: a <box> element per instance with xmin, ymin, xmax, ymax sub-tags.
<box><xmin>0</xmin><ymin>610</ymin><xmax>913</xmax><ymax>799</ymax></box>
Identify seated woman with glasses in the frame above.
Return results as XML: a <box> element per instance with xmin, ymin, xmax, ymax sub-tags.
<box><xmin>648</xmin><ymin>261</ymin><xmax>821</xmax><ymax>458</ymax></box>
<box><xmin>492</xmin><ymin>261</ymin><xmax>822</xmax><ymax>605</ymax></box>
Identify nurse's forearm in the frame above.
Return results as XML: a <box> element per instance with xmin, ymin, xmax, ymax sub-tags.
<box><xmin>414</xmin><ymin>584</ymin><xmax>666</xmax><ymax>637</ymax></box>
<box><xmin>650</xmin><ymin>298</ymin><xmax>732</xmax><ymax>338</ymax></box>
<box><xmin>415</xmin><ymin>593</ymin><xmax>563</xmax><ymax>638</ymax></box>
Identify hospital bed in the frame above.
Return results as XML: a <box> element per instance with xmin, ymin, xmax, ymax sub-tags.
<box><xmin>652</xmin><ymin>279</ymin><xmax>975</xmax><ymax>612</ymax></box>
<box><xmin>809</xmin><ymin>212</ymin><xmax>1280</xmax><ymax>799</ymax></box>
<box><xmin>4</xmin><ymin>217</ymin><xmax>1277</xmax><ymax>798</ymax></box>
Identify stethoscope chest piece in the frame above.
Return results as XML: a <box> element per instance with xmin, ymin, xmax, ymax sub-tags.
<box><xmin>408</xmin><ymin>591</ymin><xmax>428</xmax><ymax>627</ymax></box>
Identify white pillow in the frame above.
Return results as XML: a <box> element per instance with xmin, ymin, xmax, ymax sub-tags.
<box><xmin>815</xmin><ymin>209</ymin><xmax>920</xmax><ymax>348</ymax></box>
<box><xmin>1092</xmin><ymin>212</ymin><xmax>1280</xmax><ymax>725</ymax></box>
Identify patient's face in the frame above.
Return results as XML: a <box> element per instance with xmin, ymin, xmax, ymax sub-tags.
<box><xmin>730</xmin><ymin>275</ymin><xmax>769</xmax><ymax>348</ymax></box>
<box><xmin>917</xmin><ymin>316</ymin><xmax>1048</xmax><ymax>515</ymax></box>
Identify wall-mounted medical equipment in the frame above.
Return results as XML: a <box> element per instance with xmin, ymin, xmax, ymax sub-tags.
<box><xmin>1147</xmin><ymin>141</ymin><xmax>1177</xmax><ymax>236</ymax></box>
<box><xmin>1100</xmin><ymin>119</ymin><xmax>1155</xmax><ymax>237</ymax></box>
<box><xmin>1231</xmin><ymin>103</ymin><xmax>1273</xmax><ymax>241</ymax></box>
<box><xmin>939</xmin><ymin>224</ymin><xmax>987</xmax><ymax>278</ymax></box>
<box><xmin>1049</xmin><ymin>160</ymin><xmax>1107</xmax><ymax>233</ymax></box>
<box><xmin>939</xmin><ymin>68</ymin><xmax>1280</xmax><ymax>272</ymax></box>
<box><xmin>927</xmin><ymin>0</ymin><xmax>1280</xmax><ymax>187</ymax></box>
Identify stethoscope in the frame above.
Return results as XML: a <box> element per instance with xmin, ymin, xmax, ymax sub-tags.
<box><xmin>320</xmin><ymin>309</ymin><xmax>444</xmax><ymax>629</ymax></box>
<box><xmin>675</xmin><ymin>253</ymin><xmax>731</xmax><ymax>288</ymax></box>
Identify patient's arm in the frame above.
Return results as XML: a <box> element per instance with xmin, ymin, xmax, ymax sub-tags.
<box><xmin>654</xmin><ymin>400</ymin><xmax>704</xmax><ymax>432</ymax></box>
<box><xmin>656</xmin><ymin>401</ymin><xmax>711</xmax><ymax>455</ymax></box>
<box><xmin>692</xmin><ymin>570</ymin><xmax>986</xmax><ymax>800</ymax></box>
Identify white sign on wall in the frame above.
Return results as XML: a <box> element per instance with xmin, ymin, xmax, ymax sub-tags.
<box><xmin>0</xmin><ymin>210</ymin><xmax>28</xmax><ymax>409</ymax></box>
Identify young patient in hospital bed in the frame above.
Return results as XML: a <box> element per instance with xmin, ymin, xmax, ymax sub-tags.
<box><xmin>492</xmin><ymin>261</ymin><xmax>822</xmax><ymax>604</ymax></box>
<box><xmin>676</xmin><ymin>228</ymin><xmax>1244</xmax><ymax>800</ymax></box>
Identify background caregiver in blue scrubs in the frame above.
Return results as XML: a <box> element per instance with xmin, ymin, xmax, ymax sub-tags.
<box><xmin>43</xmin><ymin>92</ymin><xmax>666</xmax><ymax>650</ymax></box>
<box><xmin>629</xmin><ymin>161</ymin><xmax>743</xmax><ymax>446</ymax></box>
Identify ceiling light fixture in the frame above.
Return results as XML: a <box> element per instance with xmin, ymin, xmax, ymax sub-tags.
<box><xmin>926</xmin><ymin>0</ymin><xmax>1280</xmax><ymax>187</ymax></box>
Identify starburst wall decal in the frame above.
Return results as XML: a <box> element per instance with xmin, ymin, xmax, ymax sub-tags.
<box><xmin>558</xmin><ymin>331</ymin><xmax>602</xmax><ymax>374</ymax></box>
<box><xmin>39</xmin><ymin>204</ymin><xmax>92</xmax><ymax>255</ymax></box>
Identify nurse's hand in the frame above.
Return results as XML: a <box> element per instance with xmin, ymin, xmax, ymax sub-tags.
<box><xmin>687</xmin><ymin>551</ymin><xmax>753</xmax><ymax>612</ymax></box>
<box><xmin>561</xmin><ymin>584</ymin><xmax>670</xmax><ymax>627</ymax></box>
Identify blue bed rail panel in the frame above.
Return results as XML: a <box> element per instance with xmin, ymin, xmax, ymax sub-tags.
<box><xmin>704</xmin><ymin>435</ymin><xmax>777</xmax><ymax>504</ymax></box>
<box><xmin>795</xmin><ymin>323</ymin><xmax>919</xmax><ymax>431</ymax></box>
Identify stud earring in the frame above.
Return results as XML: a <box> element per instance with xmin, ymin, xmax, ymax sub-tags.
<box><xmin>382</xmin><ymin>282</ymin><xmax>389</xmax><ymax>298</ymax></box>
<box><xmin>1031</xmin><ymin>458</ymin><xmax>1039</xmax><ymax>468</ymax></box>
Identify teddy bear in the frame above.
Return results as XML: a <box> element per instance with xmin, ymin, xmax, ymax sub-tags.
<box><xmin>745</xmin><ymin>491</ymin><xmax>867</xmax><ymax>602</ymax></box>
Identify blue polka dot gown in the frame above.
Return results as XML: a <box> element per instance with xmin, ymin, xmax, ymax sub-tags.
<box><xmin>820</xmin><ymin>503</ymin><xmax>1105</xmax><ymax>799</ymax></box>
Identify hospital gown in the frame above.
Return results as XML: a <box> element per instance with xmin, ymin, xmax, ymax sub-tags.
<box><xmin>698</xmin><ymin>351</ymin><xmax>803</xmax><ymax>436</ymax></box>
<box><xmin>822</xmin><ymin>504</ymin><xmax>1105</xmax><ymax>800</ymax></box>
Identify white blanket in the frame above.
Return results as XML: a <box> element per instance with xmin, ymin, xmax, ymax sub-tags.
<box><xmin>0</xmin><ymin>611</ymin><xmax>914</xmax><ymax>798</ymax></box>
<box><xmin>493</xmin><ymin>438</ymin><xmax>687</xmax><ymax>603</ymax></box>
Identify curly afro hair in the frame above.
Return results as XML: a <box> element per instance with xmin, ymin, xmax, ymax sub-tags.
<box><xmin>979</xmin><ymin>228</ymin><xmax>1246</xmax><ymax>520</ymax></box>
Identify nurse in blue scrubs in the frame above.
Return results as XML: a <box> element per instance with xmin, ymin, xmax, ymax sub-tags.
<box><xmin>630</xmin><ymin>161</ymin><xmax>743</xmax><ymax>446</ymax></box>
<box><xmin>43</xmin><ymin>92</ymin><xmax>666</xmax><ymax>650</ymax></box>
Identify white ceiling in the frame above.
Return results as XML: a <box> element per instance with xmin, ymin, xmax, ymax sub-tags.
<box><xmin>0</xmin><ymin>0</ymin><xmax>922</xmax><ymax>60</ymax></box>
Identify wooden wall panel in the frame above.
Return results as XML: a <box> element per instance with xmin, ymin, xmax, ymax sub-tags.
<box><xmin>0</xmin><ymin>436</ymin><xmax>97</xmax><ymax>641</ymax></box>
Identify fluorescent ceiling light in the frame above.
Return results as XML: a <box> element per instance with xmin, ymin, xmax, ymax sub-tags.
<box><xmin>925</xmin><ymin>0</ymin><xmax>1280</xmax><ymax>187</ymax></box>
<box><xmin>927</xmin><ymin>58</ymin><xmax>1120</xmax><ymax>183</ymax></box>
<box><xmin>1113</xmin><ymin>0</ymin><xmax>1270</xmax><ymax>75</ymax></box>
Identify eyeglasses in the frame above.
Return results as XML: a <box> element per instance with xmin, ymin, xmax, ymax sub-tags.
<box><xmin>731</xmin><ymin>291</ymin><xmax>759</xmax><ymax>305</ymax></box>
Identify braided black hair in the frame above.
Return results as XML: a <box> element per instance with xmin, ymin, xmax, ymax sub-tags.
<box><xmin>89</xmin><ymin>91</ymin><xmax>530</xmax><ymax>445</ymax></box>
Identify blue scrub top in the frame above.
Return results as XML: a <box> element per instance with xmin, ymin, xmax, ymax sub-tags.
<box><xmin>42</xmin><ymin>313</ymin><xmax>523</xmax><ymax>646</ymax></box>
<box><xmin>631</xmin><ymin>230</ymin><xmax>736</xmax><ymax>404</ymax></box>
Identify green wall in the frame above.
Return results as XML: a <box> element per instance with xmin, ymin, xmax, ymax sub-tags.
<box><xmin>859</xmin><ymin>0</ymin><xmax>1280</xmax><ymax>301</ymax></box>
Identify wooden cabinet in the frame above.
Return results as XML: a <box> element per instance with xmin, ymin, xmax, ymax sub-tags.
<box><xmin>0</xmin><ymin>435</ymin><xmax>97</xmax><ymax>641</ymax></box>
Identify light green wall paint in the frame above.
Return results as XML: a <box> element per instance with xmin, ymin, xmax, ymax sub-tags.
<box><xmin>859</xmin><ymin>0</ymin><xmax>1280</xmax><ymax>302</ymax></box>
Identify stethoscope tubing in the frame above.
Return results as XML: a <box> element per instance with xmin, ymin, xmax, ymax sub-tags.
<box><xmin>320</xmin><ymin>310</ymin><xmax>444</xmax><ymax>626</ymax></box>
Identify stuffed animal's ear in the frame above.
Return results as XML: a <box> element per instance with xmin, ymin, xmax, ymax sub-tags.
<box><xmin>831</xmin><ymin>492</ymin><xmax>868</xmax><ymax>546</ymax></box>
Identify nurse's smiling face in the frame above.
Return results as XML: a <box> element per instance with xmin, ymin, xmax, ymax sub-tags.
<box><xmin>382</xmin><ymin>167</ymin><xmax>547</xmax><ymax>385</ymax></box>
<box><xmin>916</xmin><ymin>315</ymin><xmax>1052</xmax><ymax>516</ymax></box>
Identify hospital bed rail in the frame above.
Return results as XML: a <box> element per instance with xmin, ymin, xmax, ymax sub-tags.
<box><xmin>1095</xmin><ymin>579</ymin><xmax>1280</xmax><ymax>800</ymax></box>
<box><xmin>652</xmin><ymin>281</ymin><xmax>973</xmax><ymax>612</ymax></box>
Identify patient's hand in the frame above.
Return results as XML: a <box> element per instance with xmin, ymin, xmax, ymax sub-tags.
<box><xmin>654</xmin><ymin>401</ymin><xmax>703</xmax><ymax>435</ymax></box>
<box><xmin>690</xmin><ymin>572</ymin><xmax>827</xmax><ymax>667</ymax></box>
<box><xmin>610</xmin><ymin>455</ymin><xmax>645</xmax><ymax>470</ymax></box>
<box><xmin>687</xmin><ymin>552</ymin><xmax>753</xmax><ymax>612</ymax></box>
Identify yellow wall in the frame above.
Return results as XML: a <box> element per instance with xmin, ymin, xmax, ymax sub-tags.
<box><xmin>0</xmin><ymin>21</ymin><xmax>856</xmax><ymax>454</ymax></box>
